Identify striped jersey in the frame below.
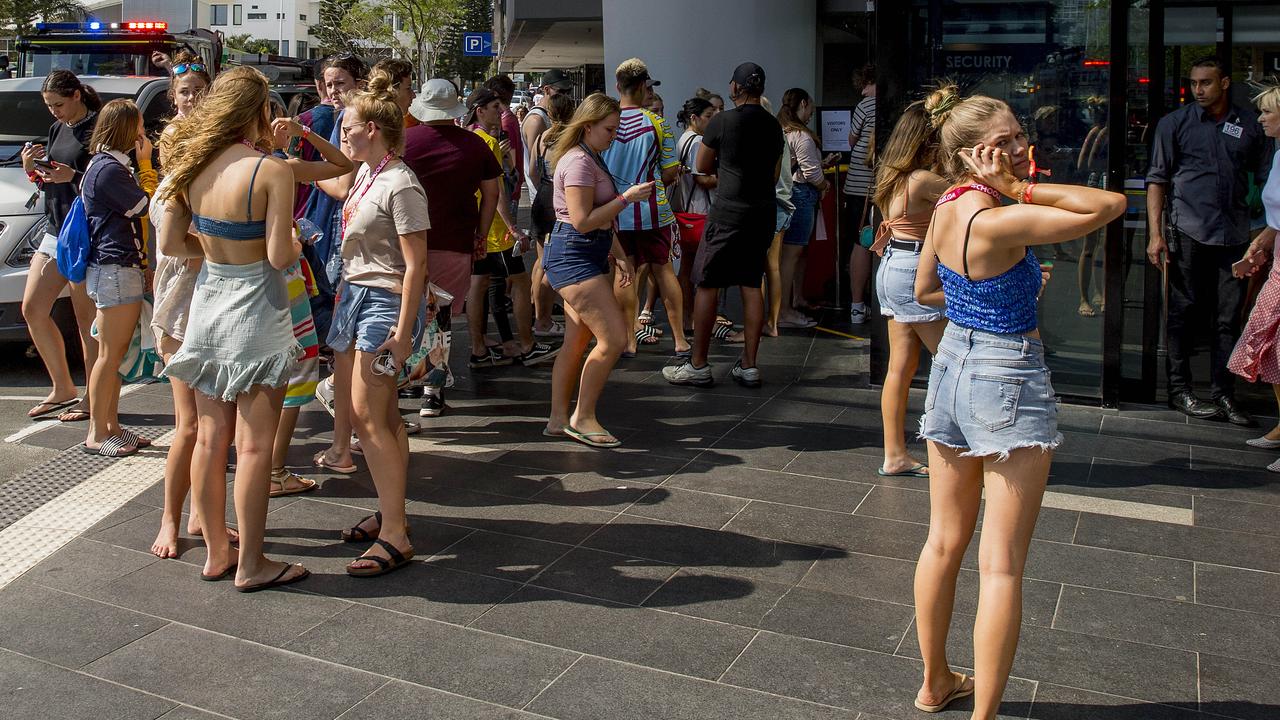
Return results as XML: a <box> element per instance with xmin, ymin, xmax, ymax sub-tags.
<box><xmin>601</xmin><ymin>107</ymin><xmax>678</xmax><ymax>230</ymax></box>
<box><xmin>843</xmin><ymin>96</ymin><xmax>876</xmax><ymax>196</ymax></box>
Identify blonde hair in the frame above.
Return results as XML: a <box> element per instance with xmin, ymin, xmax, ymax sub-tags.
<box><xmin>925</xmin><ymin>84</ymin><xmax>1012</xmax><ymax>183</ymax></box>
<box><xmin>1254</xmin><ymin>85</ymin><xmax>1280</xmax><ymax>113</ymax></box>
<box><xmin>157</xmin><ymin>66</ymin><xmax>271</xmax><ymax>202</ymax></box>
<box><xmin>873</xmin><ymin>100</ymin><xmax>939</xmax><ymax>212</ymax></box>
<box><xmin>91</xmin><ymin>99</ymin><xmax>142</xmax><ymax>154</ymax></box>
<box><xmin>548</xmin><ymin>92</ymin><xmax>621</xmax><ymax>169</ymax></box>
<box><xmin>615</xmin><ymin>57</ymin><xmax>649</xmax><ymax>95</ymax></box>
<box><xmin>345</xmin><ymin>67</ymin><xmax>406</xmax><ymax>153</ymax></box>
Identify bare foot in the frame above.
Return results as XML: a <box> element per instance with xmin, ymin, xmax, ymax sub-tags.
<box><xmin>917</xmin><ymin>671</ymin><xmax>973</xmax><ymax>709</ymax></box>
<box><xmin>568</xmin><ymin>414</ymin><xmax>619</xmax><ymax>445</ymax></box>
<box><xmin>235</xmin><ymin>560</ymin><xmax>308</xmax><ymax>590</ymax></box>
<box><xmin>762</xmin><ymin>323</ymin><xmax>779</xmax><ymax>337</ymax></box>
<box><xmin>189</xmin><ymin>523</ymin><xmax>241</xmax><ymax>545</ymax></box>
<box><xmin>1077</xmin><ymin>301</ymin><xmax>1097</xmax><ymax>317</ymax></box>
<box><xmin>881</xmin><ymin>456</ymin><xmax>928</xmax><ymax>476</ymax></box>
<box><xmin>150</xmin><ymin>520</ymin><xmax>180</xmax><ymax>559</ymax></box>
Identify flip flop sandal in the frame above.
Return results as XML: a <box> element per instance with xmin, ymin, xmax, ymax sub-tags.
<box><xmin>27</xmin><ymin>398</ymin><xmax>78</xmax><ymax>419</ymax></box>
<box><xmin>877</xmin><ymin>463</ymin><xmax>929</xmax><ymax>478</ymax></box>
<box><xmin>563</xmin><ymin>425</ymin><xmax>622</xmax><ymax>449</ymax></box>
<box><xmin>635</xmin><ymin>327</ymin><xmax>661</xmax><ymax>345</ymax></box>
<box><xmin>313</xmin><ymin>450</ymin><xmax>358</xmax><ymax>474</ymax></box>
<box><xmin>59</xmin><ymin>409</ymin><xmax>90</xmax><ymax>423</ymax></box>
<box><xmin>82</xmin><ymin>435</ymin><xmax>137</xmax><ymax>457</ymax></box>
<box><xmin>637</xmin><ymin>309</ymin><xmax>653</xmax><ymax>325</ymax></box>
<box><xmin>200</xmin><ymin>563</ymin><xmax>237</xmax><ymax>582</ymax></box>
<box><xmin>712</xmin><ymin>323</ymin><xmax>734</xmax><ymax>341</ymax></box>
<box><xmin>236</xmin><ymin>563</ymin><xmax>310</xmax><ymax>593</ymax></box>
<box><xmin>914</xmin><ymin>674</ymin><xmax>974</xmax><ymax>713</ymax></box>
<box><xmin>346</xmin><ymin>538</ymin><xmax>415</xmax><ymax>577</ymax></box>
<box><xmin>119</xmin><ymin>429</ymin><xmax>151</xmax><ymax>448</ymax></box>
<box><xmin>269</xmin><ymin>469</ymin><xmax>319</xmax><ymax>498</ymax></box>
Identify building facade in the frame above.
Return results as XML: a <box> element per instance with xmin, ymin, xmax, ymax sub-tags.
<box><xmin>206</xmin><ymin>0</ymin><xmax>314</xmax><ymax>59</ymax></box>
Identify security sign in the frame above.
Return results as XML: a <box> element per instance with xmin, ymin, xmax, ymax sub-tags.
<box><xmin>463</xmin><ymin>32</ymin><xmax>495</xmax><ymax>57</ymax></box>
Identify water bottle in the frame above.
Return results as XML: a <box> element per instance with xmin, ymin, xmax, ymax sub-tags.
<box><xmin>296</xmin><ymin>217</ymin><xmax>322</xmax><ymax>246</ymax></box>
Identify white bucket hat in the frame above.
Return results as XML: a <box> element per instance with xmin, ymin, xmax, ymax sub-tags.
<box><xmin>410</xmin><ymin>78</ymin><xmax>466</xmax><ymax>122</ymax></box>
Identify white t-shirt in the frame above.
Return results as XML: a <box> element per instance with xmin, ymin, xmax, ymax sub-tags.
<box><xmin>1264</xmin><ymin>149</ymin><xmax>1280</xmax><ymax>230</ymax></box>
<box><xmin>677</xmin><ymin>130</ymin><xmax>711</xmax><ymax>215</ymax></box>
<box><xmin>341</xmin><ymin>162</ymin><xmax>431</xmax><ymax>292</ymax></box>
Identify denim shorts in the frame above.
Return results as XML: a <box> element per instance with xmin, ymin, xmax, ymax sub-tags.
<box><xmin>543</xmin><ymin>221</ymin><xmax>612</xmax><ymax>290</ymax></box>
<box><xmin>783</xmin><ymin>183</ymin><xmax>819</xmax><ymax>246</ymax></box>
<box><xmin>85</xmin><ymin>263</ymin><xmax>145</xmax><ymax>309</ymax></box>
<box><xmin>37</xmin><ymin>231</ymin><xmax>58</xmax><ymax>259</ymax></box>
<box><xmin>327</xmin><ymin>282</ymin><xmax>426</xmax><ymax>354</ymax></box>
<box><xmin>876</xmin><ymin>243</ymin><xmax>944</xmax><ymax>323</ymax></box>
<box><xmin>920</xmin><ymin>325</ymin><xmax>1061</xmax><ymax>461</ymax></box>
<box><xmin>775</xmin><ymin>203</ymin><xmax>794</xmax><ymax>234</ymax></box>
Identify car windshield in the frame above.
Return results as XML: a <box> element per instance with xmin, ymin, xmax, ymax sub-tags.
<box><xmin>22</xmin><ymin>44</ymin><xmax>167</xmax><ymax>77</ymax></box>
<box><xmin>0</xmin><ymin>91</ymin><xmax>129</xmax><ymax>162</ymax></box>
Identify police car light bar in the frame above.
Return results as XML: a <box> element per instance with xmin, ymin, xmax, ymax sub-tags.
<box><xmin>35</xmin><ymin>20</ymin><xmax>167</xmax><ymax>32</ymax></box>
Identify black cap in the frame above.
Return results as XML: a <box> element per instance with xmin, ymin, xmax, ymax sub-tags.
<box><xmin>540</xmin><ymin>69</ymin><xmax>573</xmax><ymax>90</ymax></box>
<box><xmin>466</xmin><ymin>86</ymin><xmax>501</xmax><ymax>109</ymax></box>
<box><xmin>731</xmin><ymin>62</ymin><xmax>765</xmax><ymax>91</ymax></box>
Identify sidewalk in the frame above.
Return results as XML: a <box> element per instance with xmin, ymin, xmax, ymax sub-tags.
<box><xmin>0</xmin><ymin>319</ymin><xmax>1277</xmax><ymax>720</ymax></box>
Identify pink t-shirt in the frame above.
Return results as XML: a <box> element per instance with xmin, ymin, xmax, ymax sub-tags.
<box><xmin>553</xmin><ymin>146</ymin><xmax>617</xmax><ymax>224</ymax></box>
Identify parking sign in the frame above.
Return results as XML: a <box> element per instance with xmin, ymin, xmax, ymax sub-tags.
<box><xmin>462</xmin><ymin>32</ymin><xmax>495</xmax><ymax>57</ymax></box>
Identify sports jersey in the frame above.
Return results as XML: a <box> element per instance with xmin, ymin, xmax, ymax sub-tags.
<box><xmin>601</xmin><ymin>106</ymin><xmax>678</xmax><ymax>231</ymax></box>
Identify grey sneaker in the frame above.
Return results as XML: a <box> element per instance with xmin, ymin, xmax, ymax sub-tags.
<box><xmin>534</xmin><ymin>320</ymin><xmax>565</xmax><ymax>337</ymax></box>
<box><xmin>730</xmin><ymin>359</ymin><xmax>761</xmax><ymax>388</ymax></box>
<box><xmin>663</xmin><ymin>361</ymin><xmax>714</xmax><ymax>387</ymax></box>
<box><xmin>849</xmin><ymin>305</ymin><xmax>868</xmax><ymax>324</ymax></box>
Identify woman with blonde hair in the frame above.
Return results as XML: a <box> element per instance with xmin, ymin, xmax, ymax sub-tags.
<box><xmin>543</xmin><ymin>93</ymin><xmax>652</xmax><ymax>447</ymax></box>
<box><xmin>157</xmin><ymin>66</ymin><xmax>309</xmax><ymax>592</ymax></box>
<box><xmin>911</xmin><ymin>85</ymin><xmax>1125</xmax><ymax>716</ymax></box>
<box><xmin>871</xmin><ymin>100</ymin><xmax>950</xmax><ymax>478</ymax></box>
<box><xmin>321</xmin><ymin>73</ymin><xmax>431</xmax><ymax>577</ymax></box>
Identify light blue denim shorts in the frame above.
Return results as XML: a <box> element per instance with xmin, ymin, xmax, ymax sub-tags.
<box><xmin>327</xmin><ymin>282</ymin><xmax>425</xmax><ymax>354</ymax></box>
<box><xmin>876</xmin><ymin>242</ymin><xmax>944</xmax><ymax>323</ymax></box>
<box><xmin>775</xmin><ymin>203</ymin><xmax>794</xmax><ymax>234</ymax></box>
<box><xmin>85</xmin><ymin>263</ymin><xmax>145</xmax><ymax>309</ymax></box>
<box><xmin>920</xmin><ymin>325</ymin><xmax>1061</xmax><ymax>461</ymax></box>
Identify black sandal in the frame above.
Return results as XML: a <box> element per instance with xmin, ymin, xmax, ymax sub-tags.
<box><xmin>346</xmin><ymin>538</ymin><xmax>415</xmax><ymax>578</ymax></box>
<box><xmin>341</xmin><ymin>511</ymin><xmax>382</xmax><ymax>543</ymax></box>
<box><xmin>236</xmin><ymin>563</ymin><xmax>309</xmax><ymax>593</ymax></box>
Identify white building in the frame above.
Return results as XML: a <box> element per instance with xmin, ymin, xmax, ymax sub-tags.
<box><xmin>205</xmin><ymin>1</ymin><xmax>316</xmax><ymax>59</ymax></box>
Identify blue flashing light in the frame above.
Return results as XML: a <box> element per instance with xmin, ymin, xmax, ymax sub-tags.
<box><xmin>89</xmin><ymin>22</ymin><xmax>101</xmax><ymax>30</ymax></box>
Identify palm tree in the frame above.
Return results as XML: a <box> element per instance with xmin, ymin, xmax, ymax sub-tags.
<box><xmin>0</xmin><ymin>0</ymin><xmax>87</xmax><ymax>32</ymax></box>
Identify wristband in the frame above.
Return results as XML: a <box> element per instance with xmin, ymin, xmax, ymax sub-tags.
<box><xmin>616</xmin><ymin>194</ymin><xmax>627</xmax><ymax>206</ymax></box>
<box><xmin>1020</xmin><ymin>182</ymin><xmax>1037</xmax><ymax>205</ymax></box>
<box><xmin>301</xmin><ymin>125</ymin><xmax>312</xmax><ymax>142</ymax></box>
<box><xmin>26</xmin><ymin>170</ymin><xmax>40</xmax><ymax>184</ymax></box>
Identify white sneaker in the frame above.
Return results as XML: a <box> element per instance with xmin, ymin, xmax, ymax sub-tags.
<box><xmin>534</xmin><ymin>320</ymin><xmax>565</xmax><ymax>337</ymax></box>
<box><xmin>849</xmin><ymin>305</ymin><xmax>868</xmax><ymax>324</ymax></box>
<box><xmin>315</xmin><ymin>376</ymin><xmax>336</xmax><ymax>418</ymax></box>
<box><xmin>662</xmin><ymin>361</ymin><xmax>714</xmax><ymax>387</ymax></box>
<box><xmin>730</xmin><ymin>359</ymin><xmax>761</xmax><ymax>388</ymax></box>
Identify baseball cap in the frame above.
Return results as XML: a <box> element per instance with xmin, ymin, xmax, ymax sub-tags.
<box><xmin>731</xmin><ymin>62</ymin><xmax>766</xmax><ymax>89</ymax></box>
<box><xmin>409</xmin><ymin>78</ymin><xmax>465</xmax><ymax>122</ymax></box>
<box><xmin>466</xmin><ymin>86</ymin><xmax>501</xmax><ymax>110</ymax></box>
<box><xmin>540</xmin><ymin>69</ymin><xmax>573</xmax><ymax>90</ymax></box>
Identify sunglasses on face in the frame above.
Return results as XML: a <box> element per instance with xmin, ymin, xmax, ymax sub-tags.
<box><xmin>172</xmin><ymin>63</ymin><xmax>206</xmax><ymax>75</ymax></box>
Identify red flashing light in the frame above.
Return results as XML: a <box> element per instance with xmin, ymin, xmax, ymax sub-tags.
<box><xmin>1138</xmin><ymin>77</ymin><xmax>1150</xmax><ymax>84</ymax></box>
<box><xmin>1083</xmin><ymin>60</ymin><xmax>1110</xmax><ymax>67</ymax></box>
<box><xmin>125</xmin><ymin>21</ymin><xmax>167</xmax><ymax>31</ymax></box>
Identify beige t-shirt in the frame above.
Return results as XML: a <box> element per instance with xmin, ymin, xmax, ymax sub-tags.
<box><xmin>341</xmin><ymin>161</ymin><xmax>431</xmax><ymax>292</ymax></box>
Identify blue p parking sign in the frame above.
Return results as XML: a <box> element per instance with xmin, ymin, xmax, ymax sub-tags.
<box><xmin>463</xmin><ymin>32</ymin><xmax>495</xmax><ymax>57</ymax></box>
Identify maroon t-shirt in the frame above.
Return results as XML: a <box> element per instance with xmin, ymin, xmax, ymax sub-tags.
<box><xmin>402</xmin><ymin>123</ymin><xmax>502</xmax><ymax>254</ymax></box>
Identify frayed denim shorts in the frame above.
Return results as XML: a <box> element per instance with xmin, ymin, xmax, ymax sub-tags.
<box><xmin>85</xmin><ymin>263</ymin><xmax>145</xmax><ymax>309</ymax></box>
<box><xmin>920</xmin><ymin>324</ymin><xmax>1061</xmax><ymax>461</ymax></box>
<box><xmin>876</xmin><ymin>243</ymin><xmax>944</xmax><ymax>323</ymax></box>
<box><xmin>327</xmin><ymin>282</ymin><xmax>425</xmax><ymax>355</ymax></box>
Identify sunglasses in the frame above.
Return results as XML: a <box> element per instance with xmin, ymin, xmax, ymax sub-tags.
<box><xmin>172</xmin><ymin>62</ymin><xmax>206</xmax><ymax>75</ymax></box>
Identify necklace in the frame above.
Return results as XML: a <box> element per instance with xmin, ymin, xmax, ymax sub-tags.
<box><xmin>341</xmin><ymin>152</ymin><xmax>396</xmax><ymax>237</ymax></box>
<box><xmin>67</xmin><ymin>109</ymin><xmax>96</xmax><ymax>130</ymax></box>
<box><xmin>240</xmin><ymin>138</ymin><xmax>265</xmax><ymax>154</ymax></box>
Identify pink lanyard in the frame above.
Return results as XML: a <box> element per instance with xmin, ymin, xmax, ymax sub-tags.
<box><xmin>342</xmin><ymin>153</ymin><xmax>395</xmax><ymax>237</ymax></box>
<box><xmin>935</xmin><ymin>183</ymin><xmax>1001</xmax><ymax>208</ymax></box>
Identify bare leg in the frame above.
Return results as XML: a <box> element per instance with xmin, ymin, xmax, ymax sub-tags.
<box><xmin>639</xmin><ymin>266</ymin><xmax>656</xmax><ymax>317</ymax></box>
<box><xmin>1077</xmin><ymin>232</ymin><xmax>1099</xmax><ymax>316</ymax></box>
<box><xmin>347</xmin><ymin>350</ymin><xmax>412</xmax><ymax>569</ymax></box>
<box><xmin>850</xmin><ymin>244</ymin><xmax>872</xmax><ymax>306</ymax></box>
<box><xmin>531</xmin><ymin>241</ymin><xmax>555</xmax><ymax>332</ymax></box>
<box><xmin>652</xmin><ymin>263</ymin><xmax>689</xmax><ymax>353</ymax></box>
<box><xmin>547</xmin><ymin>300</ymin><xmax>593</xmax><ymax>433</ymax></box>
<box><xmin>67</xmin><ymin>280</ymin><xmax>100</xmax><ymax>404</ymax></box>
<box><xmin>466</xmin><ymin>273</ymin><xmax>490</xmax><ymax>357</ymax></box>
<box><xmin>232</xmin><ymin>385</ymin><xmax>306</xmax><ymax>588</ymax></box>
<box><xmin>85</xmin><ymin>302</ymin><xmax>141</xmax><ymax>447</ymax></box>
<box><xmin>969</xmin><ymin>447</ymin><xmax>1051</xmax><ymax>719</ymax></box>
<box><xmin>191</xmin><ymin>394</ymin><xmax>236</xmax><ymax>578</ymax></box>
<box><xmin>914</xmin><ymin>441</ymin><xmax>983</xmax><ymax>710</ymax></box>
<box><xmin>677</xmin><ymin>244</ymin><xmax>697</xmax><ymax>331</ymax></box>
<box><xmin>20</xmin><ymin>254</ymin><xmax>78</xmax><ymax>409</ymax></box>
<box><xmin>739</xmin><ymin>286</ymin><xmax>765</xmax><ymax>369</ymax></box>
<box><xmin>881</xmin><ymin>319</ymin><xmax>924</xmax><ymax>474</ymax></box>
<box><xmin>318</xmin><ymin>349</ymin><xmax>356</xmax><ymax>468</ymax></box>
<box><xmin>690</xmin><ymin>286</ymin><xmax>718</xmax><ymax>368</ymax></box>
<box><xmin>764</xmin><ymin>231</ymin><xmax>783</xmax><ymax>335</ymax></box>
<box><xmin>153</xmin><ymin>340</ymin><xmax>196</xmax><ymax>558</ymax></box>
<box><xmin>1266</xmin><ymin>384</ymin><xmax>1280</xmax><ymax>441</ymax></box>
<box><xmin>510</xmin><ymin>271</ymin><xmax>536</xmax><ymax>353</ymax></box>
<box><xmin>558</xmin><ymin>274</ymin><xmax>627</xmax><ymax>441</ymax></box>
<box><xmin>613</xmin><ymin>258</ymin><xmax>640</xmax><ymax>354</ymax></box>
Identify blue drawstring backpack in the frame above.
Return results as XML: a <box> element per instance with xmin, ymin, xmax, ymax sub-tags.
<box><xmin>55</xmin><ymin>195</ymin><xmax>90</xmax><ymax>282</ymax></box>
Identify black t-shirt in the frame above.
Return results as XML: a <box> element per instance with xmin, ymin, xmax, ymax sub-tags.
<box><xmin>701</xmin><ymin>103</ymin><xmax>784</xmax><ymax>225</ymax></box>
<box><xmin>43</xmin><ymin>113</ymin><xmax>97</xmax><ymax>230</ymax></box>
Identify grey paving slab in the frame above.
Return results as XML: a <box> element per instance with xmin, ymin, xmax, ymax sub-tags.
<box><xmin>702</xmin><ymin>433</ymin><xmax>807</xmax><ymax>472</ymax></box>
<box><xmin>1192</xmin><ymin>496</ymin><xmax>1280</xmax><ymax>537</ymax></box>
<box><xmin>1054</xmin><ymin>585</ymin><xmax>1280</xmax><ymax>666</ymax></box>
<box><xmin>473</xmin><ymin>585</ymin><xmax>758</xmax><ymax>679</ymax></box>
<box><xmin>1197</xmin><ymin>653</ymin><xmax>1280</xmax><ymax>720</ymax></box>
<box><xmin>1027</xmin><ymin>683</ymin><xmax>1203</xmax><ymax>720</ymax></box>
<box><xmin>83</xmin><ymin>558</ymin><xmax>352</xmax><ymax>647</ymax></box>
<box><xmin>1194</xmin><ymin>563</ymin><xmax>1280</xmax><ymax>617</ymax></box>
<box><xmin>529</xmin><ymin>546</ymin><xmax>679</xmax><ymax>605</ymax></box>
<box><xmin>1191</xmin><ymin>443</ymin><xmax>1280</xmax><ymax>472</ymax></box>
<box><xmin>526</xmin><ymin>471</ymin><xmax>666</xmax><ymax>511</ymax></box>
<box><xmin>334</xmin><ymin>679</ymin><xmax>540</xmax><ymax>720</ymax></box>
<box><xmin>723</xmin><ymin>501</ymin><xmax>928</xmax><ymax>561</ymax></box>
<box><xmin>666</xmin><ymin>461</ymin><xmax>873</xmax><ymax>512</ymax></box>
<box><xmin>0</xmin><ymin>582</ymin><xmax>168</xmax><ymax>668</ymax></box>
<box><xmin>84</xmin><ymin>622</ymin><xmax>385</xmax><ymax>720</ymax></box>
<box><xmin>297</xmin><ymin>560</ymin><xmax>522</xmax><ymax>627</ymax></box>
<box><xmin>415</xmin><ymin>486</ymin><xmax>620</xmax><ymax>545</ymax></box>
<box><xmin>423</xmin><ymin>528</ymin><xmax>570</xmax><ymax>583</ymax></box>
<box><xmin>286</xmin><ymin>603</ymin><xmax>579</xmax><ymax>707</ymax></box>
<box><xmin>1087</xmin><ymin>457</ymin><xmax>1280</xmax><ymax>507</ymax></box>
<box><xmin>1058</xmin><ymin>430</ymin><xmax>1192</xmax><ymax>469</ymax></box>
<box><xmin>782</xmin><ymin>447</ymin><xmax>903</xmax><ymax>487</ymax></box>
<box><xmin>621</xmin><ymin>485</ymin><xmax>749</xmax><ymax>529</ymax></box>
<box><xmin>1099</xmin><ymin>414</ymin><xmax>1259</xmax><ymax>449</ymax></box>
<box><xmin>155</xmin><ymin>707</ymin><xmax>230</xmax><ymax>720</ymax></box>
<box><xmin>582</xmin><ymin>514</ymin><xmax>828</xmax><ymax>586</ymax></box>
<box><xmin>527</xmin><ymin>655</ymin><xmax>861</xmax><ymax>720</ymax></box>
<box><xmin>1073</xmin><ymin>512</ymin><xmax>1280</xmax><ymax>573</ymax></box>
<box><xmin>0</xmin><ymin>648</ymin><xmax>178</xmax><ymax>720</ymax></box>
<box><xmin>897</xmin><ymin>617</ymin><xmax>1198</xmax><ymax>707</ymax></box>
<box><xmin>852</xmin><ymin>485</ymin><xmax>1080</xmax><ymax>544</ymax></box>
<box><xmin>642</xmin><ymin>568</ymin><xmax>792</xmax><ymax>626</ymax></box>
<box><xmin>18</xmin><ymin>537</ymin><xmax>158</xmax><ymax>592</ymax></box>
<box><xmin>1017</xmin><ymin>538</ymin><xmax>1194</xmax><ymax>600</ymax></box>
<box><xmin>758</xmin><ymin>586</ymin><xmax>914</xmax><ymax>654</ymax></box>
<box><xmin>719</xmin><ymin>630</ymin><xmax>1034</xmax><ymax>719</ymax></box>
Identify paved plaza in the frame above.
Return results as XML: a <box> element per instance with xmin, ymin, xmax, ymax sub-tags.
<box><xmin>0</xmin><ymin>324</ymin><xmax>1277</xmax><ymax>720</ymax></box>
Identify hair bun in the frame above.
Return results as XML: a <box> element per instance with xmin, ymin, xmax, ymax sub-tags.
<box><xmin>364</xmin><ymin>69</ymin><xmax>399</xmax><ymax>103</ymax></box>
<box><xmin>924</xmin><ymin>84</ymin><xmax>961</xmax><ymax>128</ymax></box>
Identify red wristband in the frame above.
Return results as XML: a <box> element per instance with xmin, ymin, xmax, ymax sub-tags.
<box><xmin>616</xmin><ymin>194</ymin><xmax>627</xmax><ymax>206</ymax></box>
<box><xmin>26</xmin><ymin>170</ymin><xmax>40</xmax><ymax>184</ymax></box>
<box><xmin>1021</xmin><ymin>182</ymin><xmax>1037</xmax><ymax>205</ymax></box>
<box><xmin>301</xmin><ymin>125</ymin><xmax>312</xmax><ymax>141</ymax></box>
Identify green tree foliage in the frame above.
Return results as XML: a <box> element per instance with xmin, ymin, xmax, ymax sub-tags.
<box><xmin>309</xmin><ymin>0</ymin><xmax>396</xmax><ymax>57</ymax></box>
<box><xmin>0</xmin><ymin>0</ymin><xmax>84</xmax><ymax>31</ymax></box>
<box><xmin>436</xmin><ymin>0</ymin><xmax>492</xmax><ymax>83</ymax></box>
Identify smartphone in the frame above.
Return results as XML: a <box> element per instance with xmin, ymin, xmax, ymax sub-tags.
<box><xmin>32</xmin><ymin>157</ymin><xmax>56</xmax><ymax>170</ymax></box>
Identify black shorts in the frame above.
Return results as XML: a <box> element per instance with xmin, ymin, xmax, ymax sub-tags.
<box><xmin>691</xmin><ymin>217</ymin><xmax>773</xmax><ymax>289</ymax></box>
<box><xmin>472</xmin><ymin>246</ymin><xmax>527</xmax><ymax>278</ymax></box>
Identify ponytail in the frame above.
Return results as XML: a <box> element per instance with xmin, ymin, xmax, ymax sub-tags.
<box><xmin>347</xmin><ymin>67</ymin><xmax>405</xmax><ymax>152</ymax></box>
<box><xmin>676</xmin><ymin>97</ymin><xmax>713</xmax><ymax>128</ymax></box>
<box><xmin>42</xmin><ymin>69</ymin><xmax>101</xmax><ymax>112</ymax></box>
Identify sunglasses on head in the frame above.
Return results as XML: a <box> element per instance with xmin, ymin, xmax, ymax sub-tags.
<box><xmin>173</xmin><ymin>62</ymin><xmax>206</xmax><ymax>75</ymax></box>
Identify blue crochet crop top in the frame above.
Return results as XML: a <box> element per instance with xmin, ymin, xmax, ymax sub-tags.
<box><xmin>191</xmin><ymin>155</ymin><xmax>268</xmax><ymax>240</ymax></box>
<box><xmin>935</xmin><ymin>187</ymin><xmax>1042</xmax><ymax>334</ymax></box>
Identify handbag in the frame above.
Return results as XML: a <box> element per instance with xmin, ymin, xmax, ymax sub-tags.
<box><xmin>673</xmin><ymin>135</ymin><xmax>708</xmax><ymax>244</ymax></box>
<box><xmin>857</xmin><ymin>192</ymin><xmax>875</xmax><ymax>249</ymax></box>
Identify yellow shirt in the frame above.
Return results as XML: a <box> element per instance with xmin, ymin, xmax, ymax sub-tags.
<box><xmin>472</xmin><ymin>128</ymin><xmax>513</xmax><ymax>253</ymax></box>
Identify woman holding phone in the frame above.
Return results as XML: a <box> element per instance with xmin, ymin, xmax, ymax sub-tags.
<box><xmin>19</xmin><ymin>70</ymin><xmax>102</xmax><ymax>422</ymax></box>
